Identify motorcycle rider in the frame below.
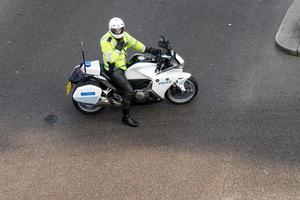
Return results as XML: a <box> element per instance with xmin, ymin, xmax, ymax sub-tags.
<box><xmin>100</xmin><ymin>17</ymin><xmax>160</xmax><ymax>127</ymax></box>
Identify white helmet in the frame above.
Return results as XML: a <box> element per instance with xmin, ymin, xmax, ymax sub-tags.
<box><xmin>109</xmin><ymin>17</ymin><xmax>125</xmax><ymax>39</ymax></box>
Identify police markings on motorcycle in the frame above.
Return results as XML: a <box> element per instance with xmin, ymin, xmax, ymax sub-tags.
<box><xmin>67</xmin><ymin>36</ymin><xmax>198</xmax><ymax>114</ymax></box>
<box><xmin>157</xmin><ymin>78</ymin><xmax>172</xmax><ymax>85</ymax></box>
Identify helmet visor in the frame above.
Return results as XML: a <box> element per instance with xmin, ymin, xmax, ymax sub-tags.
<box><xmin>111</xmin><ymin>27</ymin><xmax>124</xmax><ymax>35</ymax></box>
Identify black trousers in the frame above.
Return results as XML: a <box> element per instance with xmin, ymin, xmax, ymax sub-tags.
<box><xmin>108</xmin><ymin>68</ymin><xmax>133</xmax><ymax>113</ymax></box>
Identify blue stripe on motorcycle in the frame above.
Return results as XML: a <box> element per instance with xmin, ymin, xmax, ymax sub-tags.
<box><xmin>81</xmin><ymin>92</ymin><xmax>96</xmax><ymax>96</ymax></box>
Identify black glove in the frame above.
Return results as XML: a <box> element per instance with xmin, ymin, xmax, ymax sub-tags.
<box><xmin>115</xmin><ymin>38</ymin><xmax>126</xmax><ymax>51</ymax></box>
<box><xmin>155</xmin><ymin>54</ymin><xmax>164</xmax><ymax>73</ymax></box>
<box><xmin>145</xmin><ymin>46</ymin><xmax>161</xmax><ymax>55</ymax></box>
<box><xmin>107</xmin><ymin>62</ymin><xmax>117</xmax><ymax>74</ymax></box>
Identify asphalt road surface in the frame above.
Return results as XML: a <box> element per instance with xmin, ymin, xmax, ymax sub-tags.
<box><xmin>1</xmin><ymin>0</ymin><xmax>300</xmax><ymax>199</ymax></box>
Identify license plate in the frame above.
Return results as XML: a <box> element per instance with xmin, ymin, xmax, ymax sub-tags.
<box><xmin>66</xmin><ymin>81</ymin><xmax>72</xmax><ymax>95</ymax></box>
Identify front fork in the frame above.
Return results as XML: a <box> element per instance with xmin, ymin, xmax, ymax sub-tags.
<box><xmin>174</xmin><ymin>73</ymin><xmax>191</xmax><ymax>92</ymax></box>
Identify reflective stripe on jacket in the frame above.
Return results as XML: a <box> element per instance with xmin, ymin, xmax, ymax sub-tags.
<box><xmin>100</xmin><ymin>31</ymin><xmax>146</xmax><ymax>71</ymax></box>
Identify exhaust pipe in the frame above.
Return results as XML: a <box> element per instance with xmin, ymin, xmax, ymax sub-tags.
<box><xmin>92</xmin><ymin>97</ymin><xmax>122</xmax><ymax>107</ymax></box>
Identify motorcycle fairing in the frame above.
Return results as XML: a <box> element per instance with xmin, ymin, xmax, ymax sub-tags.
<box><xmin>126</xmin><ymin>62</ymin><xmax>157</xmax><ymax>80</ymax></box>
<box><xmin>126</xmin><ymin>61</ymin><xmax>191</xmax><ymax>98</ymax></box>
<box><xmin>152</xmin><ymin>70</ymin><xmax>191</xmax><ymax>98</ymax></box>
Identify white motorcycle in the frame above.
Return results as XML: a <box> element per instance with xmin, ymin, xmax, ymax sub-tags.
<box><xmin>66</xmin><ymin>36</ymin><xmax>198</xmax><ymax>114</ymax></box>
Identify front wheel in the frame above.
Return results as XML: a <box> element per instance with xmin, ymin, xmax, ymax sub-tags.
<box><xmin>72</xmin><ymin>99</ymin><xmax>105</xmax><ymax>115</ymax></box>
<box><xmin>165</xmin><ymin>76</ymin><xmax>198</xmax><ymax>104</ymax></box>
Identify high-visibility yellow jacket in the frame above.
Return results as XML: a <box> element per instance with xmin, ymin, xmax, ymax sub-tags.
<box><xmin>100</xmin><ymin>31</ymin><xmax>146</xmax><ymax>71</ymax></box>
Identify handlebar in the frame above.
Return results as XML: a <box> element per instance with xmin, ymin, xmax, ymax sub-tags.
<box><xmin>154</xmin><ymin>36</ymin><xmax>179</xmax><ymax>73</ymax></box>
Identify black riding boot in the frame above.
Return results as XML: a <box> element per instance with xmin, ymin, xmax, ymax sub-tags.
<box><xmin>108</xmin><ymin>68</ymin><xmax>138</xmax><ymax>127</ymax></box>
<box><xmin>122</xmin><ymin>109</ymin><xmax>138</xmax><ymax>127</ymax></box>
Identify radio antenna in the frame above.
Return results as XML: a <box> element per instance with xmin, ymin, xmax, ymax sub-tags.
<box><xmin>81</xmin><ymin>41</ymin><xmax>86</xmax><ymax>73</ymax></box>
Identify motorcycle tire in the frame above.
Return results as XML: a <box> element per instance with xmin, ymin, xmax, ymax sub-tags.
<box><xmin>165</xmin><ymin>76</ymin><xmax>198</xmax><ymax>105</ymax></box>
<box><xmin>72</xmin><ymin>99</ymin><xmax>105</xmax><ymax>115</ymax></box>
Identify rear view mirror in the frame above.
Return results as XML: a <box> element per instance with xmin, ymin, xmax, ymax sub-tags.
<box><xmin>158</xmin><ymin>41</ymin><xmax>169</xmax><ymax>49</ymax></box>
<box><xmin>171</xmin><ymin>50</ymin><xmax>175</xmax><ymax>56</ymax></box>
<box><xmin>160</xmin><ymin>35</ymin><xmax>166</xmax><ymax>42</ymax></box>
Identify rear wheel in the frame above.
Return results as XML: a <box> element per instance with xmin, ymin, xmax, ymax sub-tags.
<box><xmin>165</xmin><ymin>76</ymin><xmax>198</xmax><ymax>104</ymax></box>
<box><xmin>72</xmin><ymin>99</ymin><xmax>105</xmax><ymax>115</ymax></box>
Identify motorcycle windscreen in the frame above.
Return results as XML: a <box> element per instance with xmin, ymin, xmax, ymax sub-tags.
<box><xmin>73</xmin><ymin>85</ymin><xmax>102</xmax><ymax>104</ymax></box>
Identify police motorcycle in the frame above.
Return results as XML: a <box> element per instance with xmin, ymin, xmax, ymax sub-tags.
<box><xmin>66</xmin><ymin>36</ymin><xmax>198</xmax><ymax>114</ymax></box>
